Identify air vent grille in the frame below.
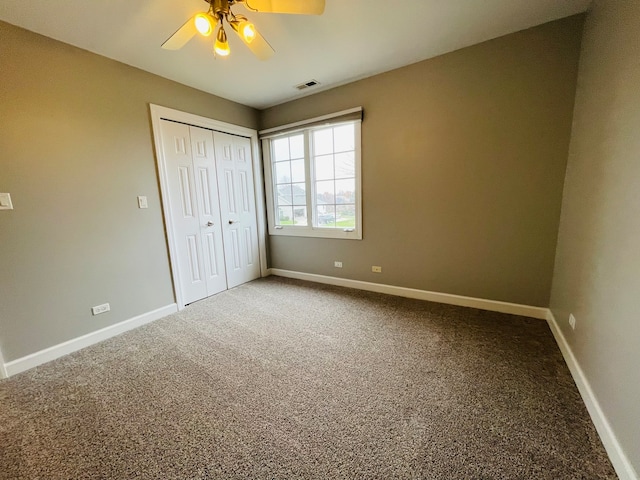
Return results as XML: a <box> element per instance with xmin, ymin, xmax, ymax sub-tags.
<box><xmin>295</xmin><ymin>80</ymin><xmax>320</xmax><ymax>90</ymax></box>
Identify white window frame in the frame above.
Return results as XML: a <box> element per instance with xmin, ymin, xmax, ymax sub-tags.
<box><xmin>262</xmin><ymin>113</ymin><xmax>362</xmax><ymax>240</ymax></box>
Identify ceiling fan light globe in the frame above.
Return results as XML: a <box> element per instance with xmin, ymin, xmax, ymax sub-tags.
<box><xmin>241</xmin><ymin>22</ymin><xmax>257</xmax><ymax>43</ymax></box>
<box><xmin>214</xmin><ymin>43</ymin><xmax>231</xmax><ymax>56</ymax></box>
<box><xmin>214</xmin><ymin>26</ymin><xmax>231</xmax><ymax>56</ymax></box>
<box><xmin>194</xmin><ymin>13</ymin><xmax>214</xmax><ymax>36</ymax></box>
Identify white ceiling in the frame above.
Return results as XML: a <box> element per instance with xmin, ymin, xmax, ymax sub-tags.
<box><xmin>0</xmin><ymin>0</ymin><xmax>591</xmax><ymax>109</ymax></box>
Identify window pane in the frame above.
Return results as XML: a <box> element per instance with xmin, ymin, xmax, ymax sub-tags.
<box><xmin>316</xmin><ymin>180</ymin><xmax>335</xmax><ymax>204</ymax></box>
<box><xmin>334</xmin><ymin>124</ymin><xmax>355</xmax><ymax>152</ymax></box>
<box><xmin>313</xmin><ymin>128</ymin><xmax>333</xmax><ymax>156</ymax></box>
<box><xmin>276</xmin><ymin>184</ymin><xmax>292</xmax><ymax>207</ymax></box>
<box><xmin>291</xmin><ymin>183</ymin><xmax>307</xmax><ymax>206</ymax></box>
<box><xmin>275</xmin><ymin>161</ymin><xmax>291</xmax><ymax>184</ymax></box>
<box><xmin>335</xmin><ymin>152</ymin><xmax>355</xmax><ymax>179</ymax></box>
<box><xmin>278</xmin><ymin>206</ymin><xmax>294</xmax><ymax>225</ymax></box>
<box><xmin>335</xmin><ymin>179</ymin><xmax>355</xmax><ymax>204</ymax></box>
<box><xmin>289</xmin><ymin>134</ymin><xmax>304</xmax><ymax>159</ymax></box>
<box><xmin>336</xmin><ymin>204</ymin><xmax>356</xmax><ymax>228</ymax></box>
<box><xmin>273</xmin><ymin>137</ymin><xmax>290</xmax><ymax>161</ymax></box>
<box><xmin>314</xmin><ymin>154</ymin><xmax>334</xmax><ymax>181</ymax></box>
<box><xmin>291</xmin><ymin>159</ymin><xmax>305</xmax><ymax>183</ymax></box>
<box><xmin>317</xmin><ymin>205</ymin><xmax>336</xmax><ymax>228</ymax></box>
<box><xmin>293</xmin><ymin>206</ymin><xmax>308</xmax><ymax>226</ymax></box>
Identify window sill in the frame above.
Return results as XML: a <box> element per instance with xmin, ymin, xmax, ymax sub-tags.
<box><xmin>268</xmin><ymin>226</ymin><xmax>362</xmax><ymax>240</ymax></box>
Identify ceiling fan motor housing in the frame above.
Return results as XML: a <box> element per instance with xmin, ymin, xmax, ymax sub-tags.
<box><xmin>210</xmin><ymin>0</ymin><xmax>231</xmax><ymax>19</ymax></box>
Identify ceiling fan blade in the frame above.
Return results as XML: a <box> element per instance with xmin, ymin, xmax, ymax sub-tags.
<box><xmin>242</xmin><ymin>0</ymin><xmax>325</xmax><ymax>15</ymax></box>
<box><xmin>231</xmin><ymin>24</ymin><xmax>275</xmax><ymax>60</ymax></box>
<box><xmin>161</xmin><ymin>16</ymin><xmax>198</xmax><ymax>50</ymax></box>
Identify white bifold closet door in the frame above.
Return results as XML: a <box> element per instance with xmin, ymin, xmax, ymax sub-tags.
<box><xmin>212</xmin><ymin>131</ymin><xmax>261</xmax><ymax>289</ymax></box>
<box><xmin>160</xmin><ymin>120</ymin><xmax>260</xmax><ymax>305</ymax></box>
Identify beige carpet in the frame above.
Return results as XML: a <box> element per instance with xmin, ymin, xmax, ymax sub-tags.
<box><xmin>0</xmin><ymin>276</ymin><xmax>616</xmax><ymax>479</ymax></box>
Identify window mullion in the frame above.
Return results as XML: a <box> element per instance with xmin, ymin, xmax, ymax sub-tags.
<box><xmin>304</xmin><ymin>131</ymin><xmax>314</xmax><ymax>228</ymax></box>
<box><xmin>263</xmin><ymin>140</ymin><xmax>277</xmax><ymax>230</ymax></box>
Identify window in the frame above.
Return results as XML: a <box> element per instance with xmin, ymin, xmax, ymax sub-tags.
<box><xmin>262</xmin><ymin>110</ymin><xmax>362</xmax><ymax>239</ymax></box>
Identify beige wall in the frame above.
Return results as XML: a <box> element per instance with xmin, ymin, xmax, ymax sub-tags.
<box><xmin>549</xmin><ymin>1</ymin><xmax>640</xmax><ymax>475</ymax></box>
<box><xmin>261</xmin><ymin>16</ymin><xmax>584</xmax><ymax>307</ymax></box>
<box><xmin>0</xmin><ymin>21</ymin><xmax>259</xmax><ymax>361</ymax></box>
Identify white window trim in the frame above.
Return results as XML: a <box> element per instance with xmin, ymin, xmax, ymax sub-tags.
<box><xmin>262</xmin><ymin>119</ymin><xmax>362</xmax><ymax>240</ymax></box>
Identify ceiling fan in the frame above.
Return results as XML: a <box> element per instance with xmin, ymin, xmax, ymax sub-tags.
<box><xmin>162</xmin><ymin>0</ymin><xmax>326</xmax><ymax>60</ymax></box>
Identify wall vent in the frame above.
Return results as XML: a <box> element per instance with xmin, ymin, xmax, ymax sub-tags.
<box><xmin>295</xmin><ymin>80</ymin><xmax>320</xmax><ymax>90</ymax></box>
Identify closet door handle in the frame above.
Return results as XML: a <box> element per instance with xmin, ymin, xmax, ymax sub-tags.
<box><xmin>206</xmin><ymin>221</ymin><xmax>215</xmax><ymax>227</ymax></box>
<box><xmin>228</xmin><ymin>220</ymin><xmax>238</xmax><ymax>225</ymax></box>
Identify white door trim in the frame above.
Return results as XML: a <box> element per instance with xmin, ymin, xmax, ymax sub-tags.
<box><xmin>0</xmin><ymin>343</ymin><xmax>8</xmax><ymax>379</ymax></box>
<box><xmin>149</xmin><ymin>104</ymin><xmax>268</xmax><ymax>310</ymax></box>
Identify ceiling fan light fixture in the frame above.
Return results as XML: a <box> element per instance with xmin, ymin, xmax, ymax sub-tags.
<box><xmin>240</xmin><ymin>21</ymin><xmax>257</xmax><ymax>43</ymax></box>
<box><xmin>214</xmin><ymin>25</ymin><xmax>231</xmax><ymax>56</ymax></box>
<box><xmin>229</xmin><ymin>17</ymin><xmax>257</xmax><ymax>44</ymax></box>
<box><xmin>194</xmin><ymin>13</ymin><xmax>215</xmax><ymax>36</ymax></box>
<box><xmin>162</xmin><ymin>0</ymin><xmax>325</xmax><ymax>59</ymax></box>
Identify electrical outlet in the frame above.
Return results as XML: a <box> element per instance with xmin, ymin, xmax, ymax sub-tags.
<box><xmin>569</xmin><ymin>313</ymin><xmax>576</xmax><ymax>330</ymax></box>
<box><xmin>372</xmin><ymin>266</ymin><xmax>382</xmax><ymax>273</ymax></box>
<box><xmin>334</xmin><ymin>261</ymin><xmax>343</xmax><ymax>268</ymax></box>
<box><xmin>92</xmin><ymin>303</ymin><xmax>111</xmax><ymax>316</ymax></box>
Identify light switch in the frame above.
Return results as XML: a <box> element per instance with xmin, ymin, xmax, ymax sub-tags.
<box><xmin>137</xmin><ymin>196</ymin><xmax>148</xmax><ymax>209</ymax></box>
<box><xmin>0</xmin><ymin>193</ymin><xmax>13</xmax><ymax>210</ymax></box>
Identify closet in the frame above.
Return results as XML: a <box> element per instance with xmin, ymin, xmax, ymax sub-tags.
<box><xmin>158</xmin><ymin>119</ymin><xmax>260</xmax><ymax>305</ymax></box>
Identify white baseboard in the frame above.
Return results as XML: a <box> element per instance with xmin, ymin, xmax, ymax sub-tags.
<box><xmin>269</xmin><ymin>269</ymin><xmax>548</xmax><ymax>319</ymax></box>
<box><xmin>546</xmin><ymin>310</ymin><xmax>638</xmax><ymax>480</ymax></box>
<box><xmin>3</xmin><ymin>304</ymin><xmax>178</xmax><ymax>378</ymax></box>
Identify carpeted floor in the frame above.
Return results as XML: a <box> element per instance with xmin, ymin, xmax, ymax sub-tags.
<box><xmin>0</xmin><ymin>276</ymin><xmax>617</xmax><ymax>479</ymax></box>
